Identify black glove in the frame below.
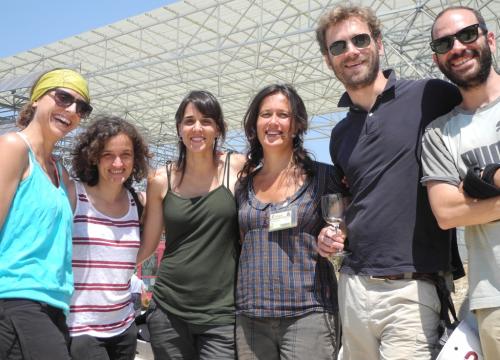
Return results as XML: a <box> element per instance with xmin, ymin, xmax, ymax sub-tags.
<box><xmin>463</xmin><ymin>164</ymin><xmax>500</xmax><ymax>199</ymax></box>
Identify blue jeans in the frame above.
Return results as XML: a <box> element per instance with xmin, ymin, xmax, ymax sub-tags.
<box><xmin>146</xmin><ymin>300</ymin><xmax>235</xmax><ymax>360</ymax></box>
<box><xmin>236</xmin><ymin>312</ymin><xmax>338</xmax><ymax>360</ymax></box>
<box><xmin>69</xmin><ymin>322</ymin><xmax>137</xmax><ymax>360</ymax></box>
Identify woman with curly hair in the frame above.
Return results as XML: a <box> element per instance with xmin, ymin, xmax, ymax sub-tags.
<box><xmin>0</xmin><ymin>68</ymin><xmax>91</xmax><ymax>359</ymax></box>
<box><xmin>67</xmin><ymin>115</ymin><xmax>151</xmax><ymax>360</ymax></box>
<box><xmin>138</xmin><ymin>90</ymin><xmax>245</xmax><ymax>359</ymax></box>
<box><xmin>235</xmin><ymin>84</ymin><xmax>339</xmax><ymax>359</ymax></box>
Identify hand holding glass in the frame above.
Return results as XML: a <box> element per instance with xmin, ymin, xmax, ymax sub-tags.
<box><xmin>321</xmin><ymin>194</ymin><xmax>350</xmax><ymax>271</ymax></box>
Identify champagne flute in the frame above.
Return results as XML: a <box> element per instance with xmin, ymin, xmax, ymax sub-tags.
<box><xmin>321</xmin><ymin>193</ymin><xmax>350</xmax><ymax>271</ymax></box>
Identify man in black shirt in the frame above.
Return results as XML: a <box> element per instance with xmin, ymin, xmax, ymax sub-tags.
<box><xmin>315</xmin><ymin>5</ymin><xmax>461</xmax><ymax>359</ymax></box>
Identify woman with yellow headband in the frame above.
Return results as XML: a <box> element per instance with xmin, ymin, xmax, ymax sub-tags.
<box><xmin>0</xmin><ymin>68</ymin><xmax>92</xmax><ymax>359</ymax></box>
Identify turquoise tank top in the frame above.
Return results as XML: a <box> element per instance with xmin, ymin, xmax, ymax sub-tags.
<box><xmin>0</xmin><ymin>134</ymin><xmax>74</xmax><ymax>311</ymax></box>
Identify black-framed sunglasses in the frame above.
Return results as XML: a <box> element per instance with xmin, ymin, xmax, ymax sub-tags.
<box><xmin>430</xmin><ymin>23</ymin><xmax>488</xmax><ymax>54</ymax></box>
<box><xmin>47</xmin><ymin>89</ymin><xmax>93</xmax><ymax>118</ymax></box>
<box><xmin>328</xmin><ymin>33</ymin><xmax>372</xmax><ymax>56</ymax></box>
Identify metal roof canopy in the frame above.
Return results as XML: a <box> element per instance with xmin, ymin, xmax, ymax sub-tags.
<box><xmin>0</xmin><ymin>0</ymin><xmax>499</xmax><ymax>167</ymax></box>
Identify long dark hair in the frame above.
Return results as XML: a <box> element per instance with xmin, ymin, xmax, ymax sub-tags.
<box><xmin>71</xmin><ymin>115</ymin><xmax>151</xmax><ymax>187</ymax></box>
<box><xmin>174</xmin><ymin>90</ymin><xmax>226</xmax><ymax>181</ymax></box>
<box><xmin>239</xmin><ymin>83</ymin><xmax>314</xmax><ymax>195</ymax></box>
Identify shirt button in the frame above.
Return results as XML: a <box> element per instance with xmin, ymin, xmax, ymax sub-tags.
<box><xmin>368</xmin><ymin>113</ymin><xmax>373</xmax><ymax>117</ymax></box>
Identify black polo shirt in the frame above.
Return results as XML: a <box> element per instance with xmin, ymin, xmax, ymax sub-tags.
<box><xmin>330</xmin><ymin>70</ymin><xmax>461</xmax><ymax>276</ymax></box>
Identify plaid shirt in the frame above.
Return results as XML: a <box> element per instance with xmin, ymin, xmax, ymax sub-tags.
<box><xmin>236</xmin><ymin>161</ymin><xmax>338</xmax><ymax>318</ymax></box>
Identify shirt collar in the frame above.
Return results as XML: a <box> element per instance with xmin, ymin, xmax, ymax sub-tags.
<box><xmin>337</xmin><ymin>69</ymin><xmax>397</xmax><ymax>109</ymax></box>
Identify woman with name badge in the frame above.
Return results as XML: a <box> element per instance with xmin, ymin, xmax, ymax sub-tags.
<box><xmin>235</xmin><ymin>83</ymin><xmax>339</xmax><ymax>359</ymax></box>
<box><xmin>66</xmin><ymin>116</ymin><xmax>151</xmax><ymax>360</ymax></box>
<box><xmin>137</xmin><ymin>90</ymin><xmax>245</xmax><ymax>359</ymax></box>
<box><xmin>0</xmin><ymin>68</ymin><xmax>92</xmax><ymax>359</ymax></box>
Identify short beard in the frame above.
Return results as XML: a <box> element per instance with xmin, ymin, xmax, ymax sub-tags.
<box><xmin>438</xmin><ymin>44</ymin><xmax>492</xmax><ymax>90</ymax></box>
<box><xmin>334</xmin><ymin>52</ymin><xmax>380</xmax><ymax>91</ymax></box>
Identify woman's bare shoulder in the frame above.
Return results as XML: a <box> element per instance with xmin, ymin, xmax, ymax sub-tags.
<box><xmin>149</xmin><ymin>166</ymin><xmax>168</xmax><ymax>184</ymax></box>
<box><xmin>221</xmin><ymin>151</ymin><xmax>246</xmax><ymax>172</ymax></box>
<box><xmin>0</xmin><ymin>132</ymin><xmax>29</xmax><ymax>167</ymax></box>
<box><xmin>0</xmin><ymin>132</ymin><xmax>27</xmax><ymax>150</ymax></box>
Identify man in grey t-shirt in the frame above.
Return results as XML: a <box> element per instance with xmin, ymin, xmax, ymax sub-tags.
<box><xmin>422</xmin><ymin>6</ymin><xmax>500</xmax><ymax>358</ymax></box>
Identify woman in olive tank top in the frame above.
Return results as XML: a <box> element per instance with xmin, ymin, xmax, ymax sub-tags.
<box><xmin>137</xmin><ymin>90</ymin><xmax>245</xmax><ymax>359</ymax></box>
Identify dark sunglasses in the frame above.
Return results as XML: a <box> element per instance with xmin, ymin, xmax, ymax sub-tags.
<box><xmin>47</xmin><ymin>89</ymin><xmax>93</xmax><ymax>118</ymax></box>
<box><xmin>430</xmin><ymin>23</ymin><xmax>488</xmax><ymax>54</ymax></box>
<box><xmin>328</xmin><ymin>33</ymin><xmax>371</xmax><ymax>56</ymax></box>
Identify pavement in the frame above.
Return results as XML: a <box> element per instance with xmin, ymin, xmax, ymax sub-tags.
<box><xmin>135</xmin><ymin>340</ymin><xmax>154</xmax><ymax>360</ymax></box>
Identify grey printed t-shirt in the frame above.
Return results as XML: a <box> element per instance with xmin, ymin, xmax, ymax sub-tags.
<box><xmin>421</xmin><ymin>97</ymin><xmax>500</xmax><ymax>311</ymax></box>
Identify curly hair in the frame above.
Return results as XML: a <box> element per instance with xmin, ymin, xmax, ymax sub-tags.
<box><xmin>316</xmin><ymin>4</ymin><xmax>382</xmax><ymax>56</ymax></box>
<box><xmin>174</xmin><ymin>90</ymin><xmax>226</xmax><ymax>182</ymax></box>
<box><xmin>71</xmin><ymin>115</ymin><xmax>151</xmax><ymax>187</ymax></box>
<box><xmin>238</xmin><ymin>83</ymin><xmax>315</xmax><ymax>198</ymax></box>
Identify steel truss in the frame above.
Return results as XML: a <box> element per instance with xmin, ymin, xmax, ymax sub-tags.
<box><xmin>0</xmin><ymin>0</ymin><xmax>498</xmax><ymax>167</ymax></box>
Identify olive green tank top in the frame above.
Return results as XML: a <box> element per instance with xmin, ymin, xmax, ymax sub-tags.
<box><xmin>152</xmin><ymin>154</ymin><xmax>239</xmax><ymax>325</ymax></box>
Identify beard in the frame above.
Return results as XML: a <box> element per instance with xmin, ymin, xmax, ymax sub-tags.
<box><xmin>437</xmin><ymin>41</ymin><xmax>492</xmax><ymax>90</ymax></box>
<box><xmin>332</xmin><ymin>48</ymin><xmax>380</xmax><ymax>90</ymax></box>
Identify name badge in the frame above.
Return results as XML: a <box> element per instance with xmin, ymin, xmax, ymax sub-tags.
<box><xmin>268</xmin><ymin>205</ymin><xmax>298</xmax><ymax>232</ymax></box>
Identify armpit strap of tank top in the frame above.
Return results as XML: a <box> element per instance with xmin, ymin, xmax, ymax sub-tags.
<box><xmin>15</xmin><ymin>132</ymin><xmax>33</xmax><ymax>175</ymax></box>
<box><xmin>166</xmin><ymin>162</ymin><xmax>172</xmax><ymax>191</ymax></box>
<box><xmin>16</xmin><ymin>132</ymin><xmax>32</xmax><ymax>150</ymax></box>
<box><xmin>223</xmin><ymin>152</ymin><xmax>231</xmax><ymax>188</ymax></box>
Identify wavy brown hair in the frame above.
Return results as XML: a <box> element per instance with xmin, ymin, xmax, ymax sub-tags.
<box><xmin>316</xmin><ymin>5</ymin><xmax>382</xmax><ymax>56</ymax></box>
<box><xmin>71</xmin><ymin>115</ymin><xmax>151</xmax><ymax>187</ymax></box>
<box><xmin>238</xmin><ymin>83</ymin><xmax>314</xmax><ymax>198</ymax></box>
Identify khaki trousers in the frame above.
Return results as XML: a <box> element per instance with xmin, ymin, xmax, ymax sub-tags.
<box><xmin>475</xmin><ymin>306</ymin><xmax>500</xmax><ymax>360</ymax></box>
<box><xmin>338</xmin><ymin>273</ymin><xmax>441</xmax><ymax>360</ymax></box>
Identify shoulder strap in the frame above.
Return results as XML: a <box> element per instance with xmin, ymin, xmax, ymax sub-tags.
<box><xmin>222</xmin><ymin>152</ymin><xmax>232</xmax><ymax>188</ymax></box>
<box><xmin>74</xmin><ymin>180</ymin><xmax>85</xmax><ymax>196</ymax></box>
<box><xmin>73</xmin><ymin>181</ymin><xmax>87</xmax><ymax>211</ymax></box>
<box><xmin>15</xmin><ymin>132</ymin><xmax>32</xmax><ymax>149</ymax></box>
<box><xmin>434</xmin><ymin>275</ymin><xmax>459</xmax><ymax>326</ymax></box>
<box><xmin>14</xmin><ymin>132</ymin><xmax>33</xmax><ymax>172</ymax></box>
<box><xmin>166</xmin><ymin>162</ymin><xmax>173</xmax><ymax>191</ymax></box>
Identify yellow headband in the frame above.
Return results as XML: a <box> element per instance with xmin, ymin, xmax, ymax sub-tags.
<box><xmin>31</xmin><ymin>69</ymin><xmax>90</xmax><ymax>103</ymax></box>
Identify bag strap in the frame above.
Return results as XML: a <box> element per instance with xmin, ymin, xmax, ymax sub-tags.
<box><xmin>127</xmin><ymin>186</ymin><xmax>144</xmax><ymax>221</ymax></box>
<box><xmin>434</xmin><ymin>275</ymin><xmax>458</xmax><ymax>326</ymax></box>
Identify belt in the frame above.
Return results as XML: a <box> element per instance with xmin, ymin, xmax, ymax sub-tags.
<box><xmin>369</xmin><ymin>272</ymin><xmax>437</xmax><ymax>281</ymax></box>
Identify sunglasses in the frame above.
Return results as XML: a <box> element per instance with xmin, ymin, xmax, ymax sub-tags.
<box><xmin>47</xmin><ymin>89</ymin><xmax>93</xmax><ymax>118</ymax></box>
<box><xmin>430</xmin><ymin>23</ymin><xmax>487</xmax><ymax>54</ymax></box>
<box><xmin>328</xmin><ymin>33</ymin><xmax>372</xmax><ymax>56</ymax></box>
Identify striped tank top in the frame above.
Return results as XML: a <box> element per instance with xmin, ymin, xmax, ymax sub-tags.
<box><xmin>67</xmin><ymin>181</ymin><xmax>140</xmax><ymax>337</ymax></box>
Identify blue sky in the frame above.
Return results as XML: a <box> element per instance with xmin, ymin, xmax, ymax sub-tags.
<box><xmin>0</xmin><ymin>1</ymin><xmax>175</xmax><ymax>58</ymax></box>
<box><xmin>1</xmin><ymin>0</ymin><xmax>333</xmax><ymax>163</ymax></box>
